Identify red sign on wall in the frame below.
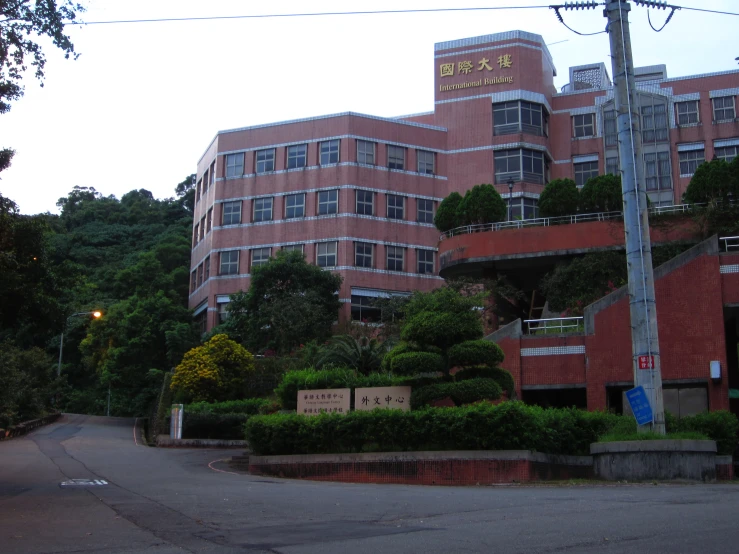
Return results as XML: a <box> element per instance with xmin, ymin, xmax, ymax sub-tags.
<box><xmin>638</xmin><ymin>355</ymin><xmax>655</xmax><ymax>370</ymax></box>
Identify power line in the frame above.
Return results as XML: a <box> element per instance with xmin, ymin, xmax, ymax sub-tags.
<box><xmin>65</xmin><ymin>5</ymin><xmax>552</xmax><ymax>26</ymax></box>
<box><xmin>675</xmin><ymin>4</ymin><xmax>739</xmax><ymax>17</ymax></box>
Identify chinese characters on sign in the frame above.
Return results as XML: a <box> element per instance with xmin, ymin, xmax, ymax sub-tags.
<box><xmin>297</xmin><ymin>388</ymin><xmax>350</xmax><ymax>417</ymax></box>
<box><xmin>624</xmin><ymin>386</ymin><xmax>654</xmax><ymax>426</ymax></box>
<box><xmin>354</xmin><ymin>387</ymin><xmax>412</xmax><ymax>412</ymax></box>
<box><xmin>638</xmin><ymin>355</ymin><xmax>655</xmax><ymax>370</ymax></box>
<box><xmin>439</xmin><ymin>53</ymin><xmax>514</xmax><ymax>92</ymax></box>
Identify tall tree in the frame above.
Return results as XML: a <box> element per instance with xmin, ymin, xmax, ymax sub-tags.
<box><xmin>1</xmin><ymin>1</ymin><xmax>86</xmax><ymax>171</ymax></box>
<box><xmin>221</xmin><ymin>250</ymin><xmax>343</xmax><ymax>354</ymax></box>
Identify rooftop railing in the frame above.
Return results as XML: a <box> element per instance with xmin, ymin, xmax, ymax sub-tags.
<box><xmin>720</xmin><ymin>236</ymin><xmax>739</xmax><ymax>252</ymax></box>
<box><xmin>439</xmin><ymin>203</ymin><xmax>703</xmax><ymax>241</ymax></box>
<box><xmin>524</xmin><ymin>317</ymin><xmax>585</xmax><ymax>335</ymax></box>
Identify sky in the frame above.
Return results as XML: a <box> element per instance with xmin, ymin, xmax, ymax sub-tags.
<box><xmin>1</xmin><ymin>0</ymin><xmax>737</xmax><ymax>215</ymax></box>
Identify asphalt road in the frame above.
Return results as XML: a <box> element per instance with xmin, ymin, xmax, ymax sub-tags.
<box><xmin>2</xmin><ymin>414</ymin><xmax>739</xmax><ymax>553</ymax></box>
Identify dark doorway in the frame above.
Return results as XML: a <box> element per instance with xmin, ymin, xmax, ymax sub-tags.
<box><xmin>522</xmin><ymin>387</ymin><xmax>587</xmax><ymax>409</ymax></box>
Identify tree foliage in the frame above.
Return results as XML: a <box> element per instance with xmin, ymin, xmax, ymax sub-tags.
<box><xmin>579</xmin><ymin>174</ymin><xmax>623</xmax><ymax>213</ymax></box>
<box><xmin>316</xmin><ymin>335</ymin><xmax>385</xmax><ymax>375</ymax></box>
<box><xmin>457</xmin><ymin>184</ymin><xmax>507</xmax><ymax>225</ymax></box>
<box><xmin>538</xmin><ymin>178</ymin><xmax>579</xmax><ymax>217</ymax></box>
<box><xmin>171</xmin><ymin>334</ymin><xmax>255</xmax><ymax>403</ymax></box>
<box><xmin>221</xmin><ymin>250</ymin><xmax>343</xmax><ymax>354</ymax></box>
<box><xmin>434</xmin><ymin>191</ymin><xmax>463</xmax><ymax>232</ymax></box>
<box><xmin>0</xmin><ymin>342</ymin><xmax>54</xmax><ymax>428</ymax></box>
<box><xmin>683</xmin><ymin>158</ymin><xmax>739</xmax><ymax>205</ymax></box>
<box><xmin>0</xmin><ymin>0</ymin><xmax>85</xmax><ymax>114</ymax></box>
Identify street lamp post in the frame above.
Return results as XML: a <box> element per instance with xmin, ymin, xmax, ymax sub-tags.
<box><xmin>507</xmin><ymin>180</ymin><xmax>514</xmax><ymax>222</ymax></box>
<box><xmin>57</xmin><ymin>311</ymin><xmax>102</xmax><ymax>378</ymax></box>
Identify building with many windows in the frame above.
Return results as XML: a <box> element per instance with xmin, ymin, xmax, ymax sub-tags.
<box><xmin>190</xmin><ymin>29</ymin><xmax>739</xmax><ymax>332</ymax></box>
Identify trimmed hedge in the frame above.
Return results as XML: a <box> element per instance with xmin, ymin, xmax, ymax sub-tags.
<box><xmin>453</xmin><ymin>366</ymin><xmax>515</xmax><ymax>398</ymax></box>
<box><xmin>447</xmin><ymin>340</ymin><xmax>504</xmax><ymax>368</ymax></box>
<box><xmin>391</xmin><ymin>352</ymin><xmax>445</xmax><ymax>376</ymax></box>
<box><xmin>245</xmin><ymin>401</ymin><xmax>622</xmax><ymax>456</ymax></box>
<box><xmin>186</xmin><ymin>399</ymin><xmax>271</xmax><ymax>415</ymax></box>
<box><xmin>411</xmin><ymin>379</ymin><xmax>502</xmax><ymax>409</ymax></box>
<box><xmin>668</xmin><ymin>410</ymin><xmax>739</xmax><ymax>455</ymax></box>
<box><xmin>381</xmin><ymin>342</ymin><xmax>417</xmax><ymax>371</ymax></box>
<box><xmin>275</xmin><ymin>368</ymin><xmax>395</xmax><ymax>410</ymax></box>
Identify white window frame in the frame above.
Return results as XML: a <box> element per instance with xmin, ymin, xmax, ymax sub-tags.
<box><xmin>644</xmin><ymin>151</ymin><xmax>672</xmax><ymax>191</ymax></box>
<box><xmin>715</xmin><ymin>145</ymin><xmax>738</xmax><ymax>163</ymax></box>
<box><xmin>386</xmin><ymin>246</ymin><xmax>404</xmax><ymax>272</ymax></box>
<box><xmin>676</xmin><ymin>100</ymin><xmax>700</xmax><ymax>126</ymax></box>
<box><xmin>281</xmin><ymin>244</ymin><xmax>305</xmax><ymax>254</ymax></box>
<box><xmin>251</xmin><ymin>247</ymin><xmax>271</xmax><ymax>268</ymax></box>
<box><xmin>417</xmin><ymin>249</ymin><xmax>434</xmax><ymax>274</ymax></box>
<box><xmin>713</xmin><ymin>96</ymin><xmax>736</xmax><ymax>122</ymax></box>
<box><xmin>417</xmin><ymin>150</ymin><xmax>435</xmax><ymax>174</ymax></box>
<box><xmin>387</xmin><ymin>145</ymin><xmax>405</xmax><ymax>170</ymax></box>
<box><xmin>573</xmin><ymin>113</ymin><xmax>595</xmax><ymax>138</ymax></box>
<box><xmin>256</xmin><ymin>149</ymin><xmax>275</xmax><ymax>173</ymax></box>
<box><xmin>253</xmin><ymin>197</ymin><xmax>273</xmax><ymax>222</ymax></box>
<box><xmin>356</xmin><ymin>189</ymin><xmax>374</xmax><ymax>215</ymax></box>
<box><xmin>416</xmin><ymin>198</ymin><xmax>434</xmax><ymax>224</ymax></box>
<box><xmin>679</xmin><ymin>149</ymin><xmax>705</xmax><ymax>176</ymax></box>
<box><xmin>316</xmin><ymin>241</ymin><xmax>337</xmax><ymax>268</ymax></box>
<box><xmin>354</xmin><ymin>242</ymin><xmax>373</xmax><ymax>268</ymax></box>
<box><xmin>219</xmin><ymin>250</ymin><xmax>239</xmax><ymax>275</ymax></box>
<box><xmin>285</xmin><ymin>193</ymin><xmax>305</xmax><ymax>219</ymax></box>
<box><xmin>574</xmin><ymin>161</ymin><xmax>599</xmax><ymax>188</ymax></box>
<box><xmin>318</xmin><ymin>189</ymin><xmax>338</xmax><ymax>215</ymax></box>
<box><xmin>222</xmin><ymin>201</ymin><xmax>242</xmax><ymax>225</ymax></box>
<box><xmin>357</xmin><ymin>140</ymin><xmax>376</xmax><ymax>165</ymax></box>
<box><xmin>320</xmin><ymin>140</ymin><xmax>340</xmax><ymax>165</ymax></box>
<box><xmin>386</xmin><ymin>194</ymin><xmax>405</xmax><ymax>220</ymax></box>
<box><xmin>287</xmin><ymin>144</ymin><xmax>307</xmax><ymax>169</ymax></box>
<box><xmin>225</xmin><ymin>153</ymin><xmax>244</xmax><ymax>178</ymax></box>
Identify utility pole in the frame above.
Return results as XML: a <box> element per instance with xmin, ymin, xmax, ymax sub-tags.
<box><xmin>605</xmin><ymin>0</ymin><xmax>665</xmax><ymax>433</ymax></box>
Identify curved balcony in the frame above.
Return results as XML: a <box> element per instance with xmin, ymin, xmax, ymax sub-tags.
<box><xmin>438</xmin><ymin>204</ymin><xmax>703</xmax><ymax>279</ymax></box>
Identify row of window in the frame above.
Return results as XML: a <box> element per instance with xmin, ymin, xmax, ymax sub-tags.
<box><xmin>190</xmin><ymin>244</ymin><xmax>436</xmax><ymax>291</ymax></box>
<box><xmin>193</xmin><ymin>191</ymin><xmax>435</xmax><ymax>245</ymax></box>
<box><xmin>218</xmin><ymin>140</ymin><xmax>436</xmax><ymax>180</ymax></box>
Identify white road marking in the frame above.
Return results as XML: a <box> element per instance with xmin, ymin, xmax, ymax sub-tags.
<box><xmin>60</xmin><ymin>479</ymin><xmax>108</xmax><ymax>487</ymax></box>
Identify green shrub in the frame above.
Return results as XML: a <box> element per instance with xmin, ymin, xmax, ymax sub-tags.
<box><xmin>670</xmin><ymin>410</ymin><xmax>739</xmax><ymax>455</ymax></box>
<box><xmin>599</xmin><ymin>431</ymin><xmax>709</xmax><ymax>443</ymax></box>
<box><xmin>411</xmin><ymin>379</ymin><xmax>502</xmax><ymax>408</ymax></box>
<box><xmin>454</xmin><ymin>366</ymin><xmax>515</xmax><ymax>398</ymax></box>
<box><xmin>447</xmin><ymin>340</ymin><xmax>504</xmax><ymax>368</ymax></box>
<box><xmin>434</xmin><ymin>191</ymin><xmax>464</xmax><ymax>233</ymax></box>
<box><xmin>538</xmin><ymin>178</ymin><xmax>579</xmax><ymax>218</ymax></box>
<box><xmin>186</xmin><ymin>398</ymin><xmax>271</xmax><ymax>415</ymax></box>
<box><xmin>579</xmin><ymin>174</ymin><xmax>622</xmax><ymax>213</ymax></box>
<box><xmin>274</xmin><ymin>368</ymin><xmax>395</xmax><ymax>410</ymax></box>
<box><xmin>457</xmin><ymin>184</ymin><xmax>507</xmax><ymax>225</ymax></box>
<box><xmin>181</xmin><ymin>412</ymin><xmax>250</xmax><ymax>440</ymax></box>
<box><xmin>381</xmin><ymin>342</ymin><xmax>417</xmax><ymax>371</ymax></box>
<box><xmin>391</xmin><ymin>352</ymin><xmax>445</xmax><ymax>376</ymax></box>
<box><xmin>246</xmin><ymin>402</ymin><xmax>621</xmax><ymax>456</ymax></box>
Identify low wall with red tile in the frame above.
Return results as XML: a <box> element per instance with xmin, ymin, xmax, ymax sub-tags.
<box><xmin>249</xmin><ymin>451</ymin><xmax>594</xmax><ymax>485</ymax></box>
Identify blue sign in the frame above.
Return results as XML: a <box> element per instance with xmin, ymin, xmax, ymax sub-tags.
<box><xmin>625</xmin><ymin>386</ymin><xmax>653</xmax><ymax>426</ymax></box>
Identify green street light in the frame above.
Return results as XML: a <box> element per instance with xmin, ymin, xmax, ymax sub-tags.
<box><xmin>57</xmin><ymin>311</ymin><xmax>102</xmax><ymax>378</ymax></box>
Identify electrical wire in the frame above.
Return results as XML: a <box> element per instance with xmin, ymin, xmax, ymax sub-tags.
<box><xmin>57</xmin><ymin>5</ymin><xmax>552</xmax><ymax>26</ymax></box>
<box><xmin>647</xmin><ymin>7</ymin><xmax>677</xmax><ymax>32</ymax></box>
<box><xmin>674</xmin><ymin>4</ymin><xmax>739</xmax><ymax>17</ymax></box>
<box><xmin>551</xmin><ymin>7</ymin><xmax>606</xmax><ymax>36</ymax></box>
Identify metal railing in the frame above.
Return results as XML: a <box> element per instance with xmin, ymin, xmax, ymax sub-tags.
<box><xmin>440</xmin><ymin>202</ymin><xmax>704</xmax><ymax>241</ymax></box>
<box><xmin>524</xmin><ymin>317</ymin><xmax>584</xmax><ymax>335</ymax></box>
<box><xmin>720</xmin><ymin>236</ymin><xmax>739</xmax><ymax>252</ymax></box>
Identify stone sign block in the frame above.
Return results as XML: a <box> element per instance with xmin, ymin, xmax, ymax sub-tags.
<box><xmin>354</xmin><ymin>386</ymin><xmax>411</xmax><ymax>411</ymax></box>
<box><xmin>297</xmin><ymin>389</ymin><xmax>350</xmax><ymax>416</ymax></box>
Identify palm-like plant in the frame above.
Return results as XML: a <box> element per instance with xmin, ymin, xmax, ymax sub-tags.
<box><xmin>316</xmin><ymin>335</ymin><xmax>385</xmax><ymax>375</ymax></box>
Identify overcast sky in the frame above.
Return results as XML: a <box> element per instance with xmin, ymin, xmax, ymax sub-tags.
<box><xmin>1</xmin><ymin>0</ymin><xmax>737</xmax><ymax>215</ymax></box>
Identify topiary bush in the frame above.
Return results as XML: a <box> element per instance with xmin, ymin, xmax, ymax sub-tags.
<box><xmin>537</xmin><ymin>178</ymin><xmax>579</xmax><ymax>218</ymax></box>
<box><xmin>391</xmin><ymin>352</ymin><xmax>445</xmax><ymax>376</ymax></box>
<box><xmin>447</xmin><ymin>340</ymin><xmax>505</xmax><ymax>368</ymax></box>
<box><xmin>453</xmin><ymin>366</ymin><xmax>515</xmax><ymax>398</ymax></box>
<box><xmin>669</xmin><ymin>410</ymin><xmax>739</xmax><ymax>455</ymax></box>
<box><xmin>381</xmin><ymin>341</ymin><xmax>418</xmax><ymax>371</ymax></box>
<box><xmin>434</xmin><ymin>191</ymin><xmax>464</xmax><ymax>232</ymax></box>
<box><xmin>457</xmin><ymin>184</ymin><xmax>507</xmax><ymax>226</ymax></box>
<box><xmin>411</xmin><ymin>379</ymin><xmax>502</xmax><ymax>409</ymax></box>
<box><xmin>579</xmin><ymin>174</ymin><xmax>623</xmax><ymax>213</ymax></box>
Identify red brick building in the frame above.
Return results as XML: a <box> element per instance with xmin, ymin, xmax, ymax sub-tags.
<box><xmin>189</xmin><ymin>30</ymin><xmax>739</xmax><ymax>414</ymax></box>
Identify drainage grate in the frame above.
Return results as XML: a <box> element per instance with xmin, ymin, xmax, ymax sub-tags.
<box><xmin>60</xmin><ymin>479</ymin><xmax>108</xmax><ymax>487</ymax></box>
